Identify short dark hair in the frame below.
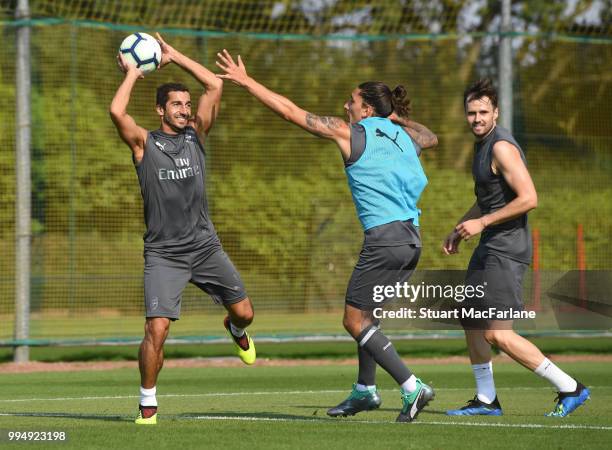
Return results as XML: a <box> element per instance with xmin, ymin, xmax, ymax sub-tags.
<box><xmin>156</xmin><ymin>83</ymin><xmax>190</xmax><ymax>107</ymax></box>
<box><xmin>464</xmin><ymin>78</ymin><xmax>498</xmax><ymax>110</ymax></box>
<box><xmin>358</xmin><ymin>81</ymin><xmax>412</xmax><ymax>118</ymax></box>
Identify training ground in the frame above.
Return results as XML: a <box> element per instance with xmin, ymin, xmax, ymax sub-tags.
<box><xmin>0</xmin><ymin>339</ymin><xmax>610</xmax><ymax>449</ymax></box>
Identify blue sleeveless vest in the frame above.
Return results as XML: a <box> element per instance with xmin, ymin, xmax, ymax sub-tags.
<box><xmin>345</xmin><ymin>117</ymin><xmax>428</xmax><ymax>230</ymax></box>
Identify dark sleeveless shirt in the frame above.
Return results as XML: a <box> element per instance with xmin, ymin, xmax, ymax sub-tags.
<box><xmin>472</xmin><ymin>126</ymin><xmax>532</xmax><ymax>263</ymax></box>
<box><xmin>135</xmin><ymin>126</ymin><xmax>217</xmax><ymax>254</ymax></box>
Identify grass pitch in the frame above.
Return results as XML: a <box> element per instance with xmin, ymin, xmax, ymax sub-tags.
<box><xmin>2</xmin><ymin>337</ymin><xmax>611</xmax><ymax>363</ymax></box>
<box><xmin>0</xmin><ymin>361</ymin><xmax>610</xmax><ymax>449</ymax></box>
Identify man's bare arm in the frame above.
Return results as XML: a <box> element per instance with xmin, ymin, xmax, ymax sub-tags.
<box><xmin>305</xmin><ymin>113</ymin><xmax>346</xmax><ymax>136</ymax></box>
<box><xmin>156</xmin><ymin>34</ymin><xmax>222</xmax><ymax>140</ymax></box>
<box><xmin>216</xmin><ymin>49</ymin><xmax>351</xmax><ymax>159</ymax></box>
<box><xmin>109</xmin><ymin>57</ymin><xmax>147</xmax><ymax>162</ymax></box>
<box><xmin>455</xmin><ymin>141</ymin><xmax>537</xmax><ymax>241</ymax></box>
<box><xmin>482</xmin><ymin>141</ymin><xmax>538</xmax><ymax>227</ymax></box>
<box><xmin>457</xmin><ymin>202</ymin><xmax>482</xmax><ymax>224</ymax></box>
<box><xmin>389</xmin><ymin>114</ymin><xmax>438</xmax><ymax>150</ymax></box>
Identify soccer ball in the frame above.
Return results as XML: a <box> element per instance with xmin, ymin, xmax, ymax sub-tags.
<box><xmin>119</xmin><ymin>32</ymin><xmax>161</xmax><ymax>74</ymax></box>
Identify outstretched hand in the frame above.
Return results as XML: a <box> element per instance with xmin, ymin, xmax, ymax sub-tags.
<box><xmin>215</xmin><ymin>49</ymin><xmax>250</xmax><ymax>87</ymax></box>
<box><xmin>155</xmin><ymin>33</ymin><xmax>176</xmax><ymax>68</ymax></box>
<box><xmin>116</xmin><ymin>52</ymin><xmax>144</xmax><ymax>78</ymax></box>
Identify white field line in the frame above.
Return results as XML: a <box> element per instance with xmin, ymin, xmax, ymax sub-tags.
<box><xmin>0</xmin><ymin>412</ymin><xmax>609</xmax><ymax>431</ymax></box>
<box><xmin>0</xmin><ymin>386</ymin><xmax>610</xmax><ymax>404</ymax></box>
<box><xmin>186</xmin><ymin>415</ymin><xmax>612</xmax><ymax>431</ymax></box>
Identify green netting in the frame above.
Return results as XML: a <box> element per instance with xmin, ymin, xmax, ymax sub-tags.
<box><xmin>0</xmin><ymin>2</ymin><xmax>611</xmax><ymax>341</ymax></box>
<box><xmin>1</xmin><ymin>0</ymin><xmax>611</xmax><ymax>37</ymax></box>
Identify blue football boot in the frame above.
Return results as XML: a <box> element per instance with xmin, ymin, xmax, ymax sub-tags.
<box><xmin>546</xmin><ymin>382</ymin><xmax>590</xmax><ymax>417</ymax></box>
<box><xmin>446</xmin><ymin>396</ymin><xmax>503</xmax><ymax>416</ymax></box>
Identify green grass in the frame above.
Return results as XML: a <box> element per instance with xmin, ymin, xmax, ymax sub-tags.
<box><xmin>2</xmin><ymin>337</ymin><xmax>611</xmax><ymax>363</ymax></box>
<box><xmin>0</xmin><ymin>311</ymin><xmax>347</xmax><ymax>341</ymax></box>
<box><xmin>0</xmin><ymin>361</ymin><xmax>610</xmax><ymax>449</ymax></box>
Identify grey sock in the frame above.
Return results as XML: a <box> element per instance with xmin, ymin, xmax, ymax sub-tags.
<box><xmin>357</xmin><ymin>325</ymin><xmax>412</xmax><ymax>385</ymax></box>
<box><xmin>357</xmin><ymin>344</ymin><xmax>377</xmax><ymax>386</ymax></box>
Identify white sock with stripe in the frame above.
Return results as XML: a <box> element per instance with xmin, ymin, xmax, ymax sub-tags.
<box><xmin>472</xmin><ymin>361</ymin><xmax>496</xmax><ymax>404</ymax></box>
<box><xmin>534</xmin><ymin>358</ymin><xmax>577</xmax><ymax>393</ymax></box>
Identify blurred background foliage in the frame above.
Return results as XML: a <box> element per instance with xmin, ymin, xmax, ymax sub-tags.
<box><xmin>0</xmin><ymin>1</ymin><xmax>610</xmax><ymax>332</ymax></box>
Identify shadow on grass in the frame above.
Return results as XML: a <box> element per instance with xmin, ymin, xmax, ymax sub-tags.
<box><xmin>294</xmin><ymin>404</ymin><xmax>331</xmax><ymax>410</ymax></box>
<box><xmin>178</xmin><ymin>411</ymin><xmax>337</xmax><ymax>422</ymax></box>
<box><xmin>0</xmin><ymin>412</ymin><xmax>130</xmax><ymax>422</ymax></box>
<box><xmin>294</xmin><ymin>404</ymin><xmax>447</xmax><ymax>416</ymax></box>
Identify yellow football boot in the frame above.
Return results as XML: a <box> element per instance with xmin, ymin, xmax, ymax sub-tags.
<box><xmin>135</xmin><ymin>406</ymin><xmax>157</xmax><ymax>425</ymax></box>
<box><xmin>224</xmin><ymin>316</ymin><xmax>256</xmax><ymax>365</ymax></box>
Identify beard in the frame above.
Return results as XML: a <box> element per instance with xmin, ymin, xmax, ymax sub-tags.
<box><xmin>471</xmin><ymin>122</ymin><xmax>493</xmax><ymax>137</ymax></box>
<box><xmin>163</xmin><ymin>114</ymin><xmax>188</xmax><ymax>132</ymax></box>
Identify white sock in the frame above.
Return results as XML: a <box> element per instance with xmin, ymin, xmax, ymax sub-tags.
<box><xmin>139</xmin><ymin>386</ymin><xmax>157</xmax><ymax>407</ymax></box>
<box><xmin>472</xmin><ymin>362</ymin><xmax>496</xmax><ymax>404</ymax></box>
<box><xmin>230</xmin><ymin>322</ymin><xmax>245</xmax><ymax>337</ymax></box>
<box><xmin>534</xmin><ymin>358</ymin><xmax>577</xmax><ymax>393</ymax></box>
<box><xmin>355</xmin><ymin>383</ymin><xmax>376</xmax><ymax>392</ymax></box>
<box><xmin>400</xmin><ymin>375</ymin><xmax>417</xmax><ymax>393</ymax></box>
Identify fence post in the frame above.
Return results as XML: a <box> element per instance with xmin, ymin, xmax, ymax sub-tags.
<box><xmin>14</xmin><ymin>0</ymin><xmax>32</xmax><ymax>363</ymax></box>
<box><xmin>530</xmin><ymin>228</ymin><xmax>541</xmax><ymax>311</ymax></box>
<box><xmin>499</xmin><ymin>0</ymin><xmax>513</xmax><ymax>132</ymax></box>
<box><xmin>577</xmin><ymin>223</ymin><xmax>587</xmax><ymax>309</ymax></box>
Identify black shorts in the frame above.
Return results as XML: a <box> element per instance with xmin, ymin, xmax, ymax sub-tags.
<box><xmin>345</xmin><ymin>243</ymin><xmax>421</xmax><ymax>311</ymax></box>
<box><xmin>143</xmin><ymin>241</ymin><xmax>247</xmax><ymax>320</ymax></box>
<box><xmin>460</xmin><ymin>245</ymin><xmax>528</xmax><ymax>328</ymax></box>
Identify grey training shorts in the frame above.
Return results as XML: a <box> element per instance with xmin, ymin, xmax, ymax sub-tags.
<box><xmin>345</xmin><ymin>243</ymin><xmax>421</xmax><ymax>311</ymax></box>
<box><xmin>460</xmin><ymin>244</ymin><xmax>528</xmax><ymax>329</ymax></box>
<box><xmin>144</xmin><ymin>241</ymin><xmax>247</xmax><ymax>319</ymax></box>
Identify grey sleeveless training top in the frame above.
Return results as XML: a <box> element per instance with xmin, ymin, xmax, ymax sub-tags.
<box><xmin>472</xmin><ymin>126</ymin><xmax>532</xmax><ymax>263</ymax></box>
<box><xmin>135</xmin><ymin>126</ymin><xmax>217</xmax><ymax>254</ymax></box>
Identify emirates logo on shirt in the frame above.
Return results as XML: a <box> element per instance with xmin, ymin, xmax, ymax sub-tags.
<box><xmin>158</xmin><ymin>157</ymin><xmax>201</xmax><ymax>181</ymax></box>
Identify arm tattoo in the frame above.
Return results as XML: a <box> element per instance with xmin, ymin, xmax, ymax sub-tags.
<box><xmin>306</xmin><ymin>112</ymin><xmax>317</xmax><ymax>128</ymax></box>
<box><xmin>402</xmin><ymin>120</ymin><xmax>438</xmax><ymax>149</ymax></box>
<box><xmin>305</xmin><ymin>112</ymin><xmax>343</xmax><ymax>132</ymax></box>
<box><xmin>319</xmin><ymin>116</ymin><xmax>342</xmax><ymax>129</ymax></box>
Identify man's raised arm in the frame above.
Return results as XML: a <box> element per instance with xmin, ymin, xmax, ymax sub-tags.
<box><xmin>156</xmin><ymin>33</ymin><xmax>222</xmax><ymax>140</ymax></box>
<box><xmin>109</xmin><ymin>55</ymin><xmax>148</xmax><ymax>163</ymax></box>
